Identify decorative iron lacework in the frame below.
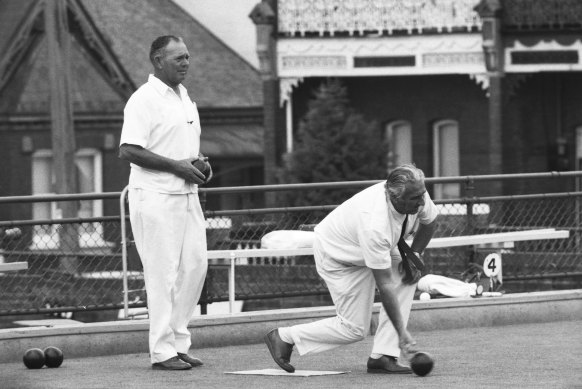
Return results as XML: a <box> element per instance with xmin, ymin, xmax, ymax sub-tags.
<box><xmin>278</xmin><ymin>0</ymin><xmax>483</xmax><ymax>37</ymax></box>
<box><xmin>502</xmin><ymin>0</ymin><xmax>582</xmax><ymax>30</ymax></box>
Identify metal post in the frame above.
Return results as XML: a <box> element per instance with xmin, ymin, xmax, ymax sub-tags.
<box><xmin>120</xmin><ymin>186</ymin><xmax>130</xmax><ymax>319</ymax></box>
<box><xmin>229</xmin><ymin>252</ymin><xmax>236</xmax><ymax>314</ymax></box>
<box><xmin>200</xmin><ymin>279</ymin><xmax>208</xmax><ymax>315</ymax></box>
<box><xmin>575</xmin><ymin>128</ymin><xmax>582</xmax><ymax>251</ymax></box>
<box><xmin>464</xmin><ymin>178</ymin><xmax>476</xmax><ymax>265</ymax></box>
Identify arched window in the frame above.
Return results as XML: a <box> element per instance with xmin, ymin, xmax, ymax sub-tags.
<box><xmin>433</xmin><ymin>120</ymin><xmax>460</xmax><ymax>199</ymax></box>
<box><xmin>385</xmin><ymin>120</ymin><xmax>412</xmax><ymax>170</ymax></box>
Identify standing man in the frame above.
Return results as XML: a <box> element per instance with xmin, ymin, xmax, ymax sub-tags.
<box><xmin>119</xmin><ymin>35</ymin><xmax>211</xmax><ymax>371</ymax></box>
<box><xmin>265</xmin><ymin>164</ymin><xmax>438</xmax><ymax>374</ymax></box>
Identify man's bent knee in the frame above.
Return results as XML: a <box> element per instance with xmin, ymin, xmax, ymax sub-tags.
<box><xmin>339</xmin><ymin>320</ymin><xmax>366</xmax><ymax>342</ymax></box>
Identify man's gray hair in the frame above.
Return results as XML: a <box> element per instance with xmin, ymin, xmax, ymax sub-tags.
<box><xmin>149</xmin><ymin>35</ymin><xmax>182</xmax><ymax>64</ymax></box>
<box><xmin>385</xmin><ymin>164</ymin><xmax>425</xmax><ymax>199</ymax></box>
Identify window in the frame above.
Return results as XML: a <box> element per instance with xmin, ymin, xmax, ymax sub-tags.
<box><xmin>433</xmin><ymin>120</ymin><xmax>460</xmax><ymax>200</ymax></box>
<box><xmin>31</xmin><ymin>148</ymin><xmax>113</xmax><ymax>250</ymax></box>
<box><xmin>385</xmin><ymin>120</ymin><xmax>412</xmax><ymax>170</ymax></box>
<box><xmin>31</xmin><ymin>150</ymin><xmax>58</xmax><ymax>249</ymax></box>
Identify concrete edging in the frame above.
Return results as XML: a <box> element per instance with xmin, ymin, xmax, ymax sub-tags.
<box><xmin>0</xmin><ymin>289</ymin><xmax>580</xmax><ymax>364</ymax></box>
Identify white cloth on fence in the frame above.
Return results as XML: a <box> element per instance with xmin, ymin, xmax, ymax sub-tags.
<box><xmin>417</xmin><ymin>274</ymin><xmax>477</xmax><ymax>297</ymax></box>
<box><xmin>260</xmin><ymin>230</ymin><xmax>315</xmax><ymax>249</ymax></box>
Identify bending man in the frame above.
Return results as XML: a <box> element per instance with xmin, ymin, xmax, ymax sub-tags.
<box><xmin>265</xmin><ymin>164</ymin><xmax>438</xmax><ymax>374</ymax></box>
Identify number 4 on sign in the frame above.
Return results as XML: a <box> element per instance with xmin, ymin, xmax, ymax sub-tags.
<box><xmin>483</xmin><ymin>253</ymin><xmax>503</xmax><ymax>289</ymax></box>
<box><xmin>483</xmin><ymin>253</ymin><xmax>501</xmax><ymax>277</ymax></box>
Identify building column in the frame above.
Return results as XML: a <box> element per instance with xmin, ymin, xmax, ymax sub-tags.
<box><xmin>475</xmin><ymin>0</ymin><xmax>504</xmax><ymax>192</ymax></box>
<box><xmin>280</xmin><ymin>78</ymin><xmax>303</xmax><ymax>154</ymax></box>
<box><xmin>45</xmin><ymin>0</ymin><xmax>80</xmax><ymax>272</ymax></box>
<box><xmin>488</xmin><ymin>75</ymin><xmax>503</xmax><ymax>176</ymax></box>
<box><xmin>250</xmin><ymin>0</ymin><xmax>281</xmax><ymax>195</ymax></box>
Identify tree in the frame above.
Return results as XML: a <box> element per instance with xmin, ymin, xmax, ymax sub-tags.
<box><xmin>278</xmin><ymin>79</ymin><xmax>387</xmax><ymax>207</ymax></box>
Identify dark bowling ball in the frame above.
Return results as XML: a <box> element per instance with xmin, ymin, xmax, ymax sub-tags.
<box><xmin>43</xmin><ymin>346</ymin><xmax>64</xmax><ymax>368</ymax></box>
<box><xmin>192</xmin><ymin>159</ymin><xmax>209</xmax><ymax>175</ymax></box>
<box><xmin>410</xmin><ymin>351</ymin><xmax>434</xmax><ymax>376</ymax></box>
<box><xmin>23</xmin><ymin>348</ymin><xmax>46</xmax><ymax>369</ymax></box>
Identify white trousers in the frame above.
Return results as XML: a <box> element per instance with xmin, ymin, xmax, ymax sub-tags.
<box><xmin>285</xmin><ymin>237</ymin><xmax>416</xmax><ymax>358</ymax></box>
<box><xmin>128</xmin><ymin>189</ymin><xmax>208</xmax><ymax>363</ymax></box>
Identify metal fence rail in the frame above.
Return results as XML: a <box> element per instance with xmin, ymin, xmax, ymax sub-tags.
<box><xmin>0</xmin><ymin>172</ymin><xmax>581</xmax><ymax>319</ymax></box>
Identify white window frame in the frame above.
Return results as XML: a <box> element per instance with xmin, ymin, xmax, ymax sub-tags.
<box><xmin>30</xmin><ymin>148</ymin><xmax>113</xmax><ymax>250</ymax></box>
<box><xmin>433</xmin><ymin>119</ymin><xmax>460</xmax><ymax>200</ymax></box>
<box><xmin>385</xmin><ymin>120</ymin><xmax>412</xmax><ymax>170</ymax></box>
<box><xmin>31</xmin><ymin>149</ymin><xmax>59</xmax><ymax>250</ymax></box>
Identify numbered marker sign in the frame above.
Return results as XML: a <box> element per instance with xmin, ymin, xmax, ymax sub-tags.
<box><xmin>483</xmin><ymin>253</ymin><xmax>501</xmax><ymax>277</ymax></box>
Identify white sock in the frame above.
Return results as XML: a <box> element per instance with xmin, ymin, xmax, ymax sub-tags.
<box><xmin>278</xmin><ymin>327</ymin><xmax>294</xmax><ymax>345</ymax></box>
<box><xmin>370</xmin><ymin>353</ymin><xmax>383</xmax><ymax>359</ymax></box>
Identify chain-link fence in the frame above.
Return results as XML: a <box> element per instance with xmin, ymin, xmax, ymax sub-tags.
<box><xmin>1</xmin><ymin>172</ymin><xmax>581</xmax><ymax>321</ymax></box>
<box><xmin>0</xmin><ymin>215</ymin><xmax>126</xmax><ymax>319</ymax></box>
<box><xmin>197</xmin><ymin>192</ymin><xmax>582</xmax><ymax>311</ymax></box>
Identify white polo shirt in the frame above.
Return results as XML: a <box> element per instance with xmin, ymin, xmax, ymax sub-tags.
<box><xmin>120</xmin><ymin>74</ymin><xmax>201</xmax><ymax>194</ymax></box>
<box><xmin>314</xmin><ymin>182</ymin><xmax>438</xmax><ymax>269</ymax></box>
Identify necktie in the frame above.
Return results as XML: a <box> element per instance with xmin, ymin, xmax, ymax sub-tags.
<box><xmin>397</xmin><ymin>214</ymin><xmax>425</xmax><ymax>284</ymax></box>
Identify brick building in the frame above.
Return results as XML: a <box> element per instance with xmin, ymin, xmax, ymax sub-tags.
<box><xmin>250</xmin><ymin>0</ymin><xmax>582</xmax><ymax>199</ymax></box>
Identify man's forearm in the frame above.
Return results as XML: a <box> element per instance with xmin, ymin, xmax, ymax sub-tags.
<box><xmin>119</xmin><ymin>144</ymin><xmax>177</xmax><ymax>173</ymax></box>
<box><xmin>377</xmin><ymin>282</ymin><xmax>406</xmax><ymax>335</ymax></box>
<box><xmin>410</xmin><ymin>218</ymin><xmax>438</xmax><ymax>254</ymax></box>
<box><xmin>372</xmin><ymin>267</ymin><xmax>416</xmax><ymax>352</ymax></box>
<box><xmin>119</xmin><ymin>143</ymin><xmax>206</xmax><ymax>184</ymax></box>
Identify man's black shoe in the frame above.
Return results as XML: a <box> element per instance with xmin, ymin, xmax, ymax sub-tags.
<box><xmin>367</xmin><ymin>355</ymin><xmax>412</xmax><ymax>374</ymax></box>
<box><xmin>264</xmin><ymin>328</ymin><xmax>295</xmax><ymax>373</ymax></box>
<box><xmin>152</xmin><ymin>356</ymin><xmax>192</xmax><ymax>370</ymax></box>
<box><xmin>178</xmin><ymin>353</ymin><xmax>203</xmax><ymax>367</ymax></box>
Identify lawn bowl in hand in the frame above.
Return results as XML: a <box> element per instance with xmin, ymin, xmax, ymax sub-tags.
<box><xmin>192</xmin><ymin>158</ymin><xmax>209</xmax><ymax>176</ymax></box>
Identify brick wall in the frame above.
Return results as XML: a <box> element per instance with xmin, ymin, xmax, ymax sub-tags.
<box><xmin>291</xmin><ymin>73</ymin><xmax>582</xmax><ymax>196</ymax></box>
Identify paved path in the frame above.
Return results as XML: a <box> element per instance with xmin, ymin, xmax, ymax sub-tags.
<box><xmin>2</xmin><ymin>320</ymin><xmax>581</xmax><ymax>389</ymax></box>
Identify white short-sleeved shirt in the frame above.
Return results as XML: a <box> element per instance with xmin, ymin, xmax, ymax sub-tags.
<box><xmin>120</xmin><ymin>74</ymin><xmax>201</xmax><ymax>194</ymax></box>
<box><xmin>314</xmin><ymin>182</ymin><xmax>438</xmax><ymax>269</ymax></box>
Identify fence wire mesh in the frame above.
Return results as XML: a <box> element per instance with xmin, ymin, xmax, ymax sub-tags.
<box><xmin>1</xmin><ymin>177</ymin><xmax>581</xmax><ymax>320</ymax></box>
<box><xmin>199</xmin><ymin>195</ymin><xmax>582</xmax><ymax>307</ymax></box>
<box><xmin>0</xmin><ymin>219</ymin><xmax>129</xmax><ymax>317</ymax></box>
